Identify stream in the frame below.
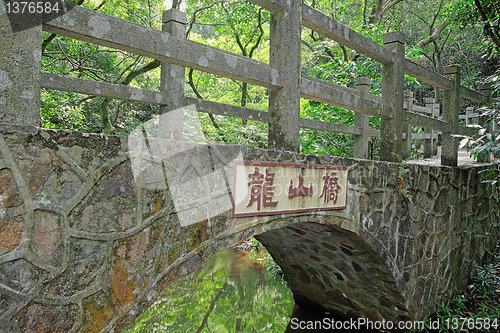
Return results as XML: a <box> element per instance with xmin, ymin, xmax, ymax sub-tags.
<box><xmin>123</xmin><ymin>243</ymin><xmax>386</xmax><ymax>333</ymax></box>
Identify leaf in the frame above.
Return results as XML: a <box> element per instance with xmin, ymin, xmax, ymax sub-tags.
<box><xmin>459</xmin><ymin>137</ymin><xmax>470</xmax><ymax>149</ymax></box>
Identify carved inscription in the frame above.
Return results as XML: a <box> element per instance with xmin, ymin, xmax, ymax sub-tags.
<box><xmin>232</xmin><ymin>161</ymin><xmax>348</xmax><ymax>217</ymax></box>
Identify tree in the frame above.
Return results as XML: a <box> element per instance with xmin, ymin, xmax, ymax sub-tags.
<box><xmin>182</xmin><ymin>0</ymin><xmax>270</xmax><ymax>146</ymax></box>
<box><xmin>473</xmin><ymin>0</ymin><xmax>500</xmax><ymax>50</ymax></box>
<box><xmin>367</xmin><ymin>0</ymin><xmax>406</xmax><ymax>25</ymax></box>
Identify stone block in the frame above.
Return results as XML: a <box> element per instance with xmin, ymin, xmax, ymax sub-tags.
<box><xmin>0</xmin><ymin>216</ymin><xmax>23</xmax><ymax>254</ymax></box>
<box><xmin>82</xmin><ymin>292</ymin><xmax>116</xmax><ymax>332</ymax></box>
<box><xmin>43</xmin><ymin>238</ymin><xmax>106</xmax><ymax>298</ymax></box>
<box><xmin>0</xmin><ymin>259</ymin><xmax>41</xmax><ymax>293</ymax></box>
<box><xmin>0</xmin><ymin>169</ymin><xmax>22</xmax><ymax>208</ymax></box>
<box><xmin>31</xmin><ymin>210</ymin><xmax>62</xmax><ymax>267</ymax></box>
<box><xmin>16</xmin><ymin>303</ymin><xmax>78</xmax><ymax>333</ymax></box>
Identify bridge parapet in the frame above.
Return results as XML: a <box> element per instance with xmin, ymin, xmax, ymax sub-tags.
<box><xmin>0</xmin><ymin>127</ymin><xmax>498</xmax><ymax>331</ymax></box>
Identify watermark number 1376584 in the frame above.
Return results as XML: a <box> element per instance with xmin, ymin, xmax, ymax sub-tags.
<box><xmin>5</xmin><ymin>1</ymin><xmax>59</xmax><ymax>13</ymax></box>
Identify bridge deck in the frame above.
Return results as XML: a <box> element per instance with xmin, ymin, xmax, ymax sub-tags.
<box><xmin>407</xmin><ymin>147</ymin><xmax>498</xmax><ymax>166</ymax></box>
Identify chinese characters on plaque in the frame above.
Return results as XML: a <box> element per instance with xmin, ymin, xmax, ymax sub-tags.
<box><xmin>232</xmin><ymin>161</ymin><xmax>348</xmax><ymax>217</ymax></box>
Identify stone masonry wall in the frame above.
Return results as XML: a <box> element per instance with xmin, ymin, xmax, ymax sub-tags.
<box><xmin>0</xmin><ymin>126</ymin><xmax>498</xmax><ymax>332</ymax></box>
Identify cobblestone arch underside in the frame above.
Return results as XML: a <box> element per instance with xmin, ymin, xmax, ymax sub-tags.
<box><xmin>256</xmin><ymin>222</ymin><xmax>411</xmax><ymax>324</ymax></box>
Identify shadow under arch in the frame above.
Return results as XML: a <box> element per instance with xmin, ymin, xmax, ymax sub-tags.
<box><xmin>254</xmin><ymin>221</ymin><xmax>411</xmax><ymax>324</ymax></box>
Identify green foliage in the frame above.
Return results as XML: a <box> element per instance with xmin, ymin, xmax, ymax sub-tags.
<box><xmin>123</xmin><ymin>247</ymin><xmax>293</xmax><ymax>333</ymax></box>
<box><xmin>472</xmin><ymin>108</ymin><xmax>500</xmax><ymax>160</ymax></box>
<box><xmin>424</xmin><ymin>247</ymin><xmax>500</xmax><ymax>333</ymax></box>
<box><xmin>251</xmin><ymin>237</ymin><xmax>260</xmax><ymax>249</ymax></box>
<box><xmin>468</xmin><ymin>263</ymin><xmax>500</xmax><ymax>294</ymax></box>
<box><xmin>474</xmin><ymin>221</ymin><xmax>500</xmax><ymax>239</ymax></box>
<box><xmin>200</xmin><ymin>114</ymin><xmax>268</xmax><ymax>148</ymax></box>
<box><xmin>181</xmin><ymin>0</ymin><xmax>270</xmax><ymax>146</ymax></box>
<box><xmin>40</xmin><ymin>89</ymin><xmax>86</xmax><ymax>130</ymax></box>
<box><xmin>300</xmin><ymin>100</ymin><xmax>355</xmax><ymax>157</ymax></box>
<box><xmin>395</xmin><ymin>155</ymin><xmax>414</xmax><ymax>204</ymax></box>
<box><xmin>41</xmin><ymin>0</ymin><xmax>165</xmax><ymax>134</ymax></box>
<box><xmin>454</xmin><ymin>0</ymin><xmax>500</xmax><ymax>57</ymax></box>
<box><xmin>459</xmin><ymin>104</ymin><xmax>500</xmax><ymax>192</ymax></box>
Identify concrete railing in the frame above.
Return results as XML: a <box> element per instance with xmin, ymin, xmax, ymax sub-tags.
<box><xmin>1</xmin><ymin>0</ymin><xmax>498</xmax><ymax>165</ymax></box>
<box><xmin>460</xmin><ymin>106</ymin><xmax>479</xmax><ymax>126</ymax></box>
<box><xmin>402</xmin><ymin>95</ymin><xmax>440</xmax><ymax>158</ymax></box>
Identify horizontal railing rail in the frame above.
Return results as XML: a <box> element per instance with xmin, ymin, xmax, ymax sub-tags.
<box><xmin>43</xmin><ymin>4</ymin><xmax>281</xmax><ymax>89</ymax></box>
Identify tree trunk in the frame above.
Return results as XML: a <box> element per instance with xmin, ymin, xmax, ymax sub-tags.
<box><xmin>100</xmin><ymin>98</ymin><xmax>114</xmax><ymax>133</ymax></box>
<box><xmin>241</xmin><ymin>82</ymin><xmax>248</xmax><ymax>125</ymax></box>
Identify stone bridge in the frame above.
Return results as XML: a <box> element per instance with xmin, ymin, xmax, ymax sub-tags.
<box><xmin>0</xmin><ymin>126</ymin><xmax>499</xmax><ymax>332</ymax></box>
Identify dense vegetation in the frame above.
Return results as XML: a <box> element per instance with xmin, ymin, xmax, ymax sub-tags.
<box><xmin>41</xmin><ymin>0</ymin><xmax>499</xmax><ymax>159</ymax></box>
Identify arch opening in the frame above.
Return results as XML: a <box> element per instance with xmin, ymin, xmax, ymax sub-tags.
<box><xmin>255</xmin><ymin>221</ymin><xmax>411</xmax><ymax>324</ymax></box>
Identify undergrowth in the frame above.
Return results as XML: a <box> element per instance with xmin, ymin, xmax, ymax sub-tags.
<box><xmin>423</xmin><ymin>246</ymin><xmax>500</xmax><ymax>332</ymax></box>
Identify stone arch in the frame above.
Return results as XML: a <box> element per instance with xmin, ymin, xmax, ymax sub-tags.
<box><xmin>254</xmin><ymin>221</ymin><xmax>411</xmax><ymax>324</ymax></box>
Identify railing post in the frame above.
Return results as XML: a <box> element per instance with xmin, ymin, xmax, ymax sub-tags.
<box><xmin>442</xmin><ymin>65</ymin><xmax>461</xmax><ymax>166</ymax></box>
<box><xmin>268</xmin><ymin>2</ymin><xmax>302</xmax><ymax>151</ymax></box>
<box><xmin>354</xmin><ymin>77</ymin><xmax>370</xmax><ymax>159</ymax></box>
<box><xmin>160</xmin><ymin>9</ymin><xmax>187</xmax><ymax>140</ymax></box>
<box><xmin>433</xmin><ymin>103</ymin><xmax>439</xmax><ymax>155</ymax></box>
<box><xmin>381</xmin><ymin>32</ymin><xmax>405</xmax><ymax>162</ymax></box>
<box><xmin>424</xmin><ymin>98</ymin><xmax>435</xmax><ymax>158</ymax></box>
<box><xmin>465</xmin><ymin>106</ymin><xmax>474</xmax><ymax>126</ymax></box>
<box><xmin>463</xmin><ymin>106</ymin><xmax>475</xmax><ymax>150</ymax></box>
<box><xmin>403</xmin><ymin>90</ymin><xmax>413</xmax><ymax>158</ymax></box>
<box><xmin>480</xmin><ymin>83</ymin><xmax>492</xmax><ymax>105</ymax></box>
<box><xmin>0</xmin><ymin>9</ymin><xmax>42</xmax><ymax>127</ymax></box>
<box><xmin>478</xmin><ymin>83</ymin><xmax>492</xmax><ymax>162</ymax></box>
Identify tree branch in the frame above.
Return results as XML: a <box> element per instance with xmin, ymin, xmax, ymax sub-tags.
<box><xmin>94</xmin><ymin>0</ymin><xmax>106</xmax><ymax>10</ymax></box>
<box><xmin>112</xmin><ymin>56</ymin><xmax>142</xmax><ymax>84</ymax></box>
<box><xmin>301</xmin><ymin>39</ymin><xmax>316</xmax><ymax>52</ymax></box>
<box><xmin>474</xmin><ymin>0</ymin><xmax>500</xmax><ymax>49</ymax></box>
<box><xmin>118</xmin><ymin>59</ymin><xmax>160</xmax><ymax>86</ymax></box>
<box><xmin>380</xmin><ymin>0</ymin><xmax>405</xmax><ymax>19</ymax></box>
<box><xmin>368</xmin><ymin>0</ymin><xmax>383</xmax><ymax>24</ymax></box>
<box><xmin>188</xmin><ymin>68</ymin><xmax>204</xmax><ymax>100</ymax></box>
<box><xmin>98</xmin><ymin>59</ymin><xmax>160</xmax><ymax>134</ymax></box>
<box><xmin>415</xmin><ymin>20</ymin><xmax>451</xmax><ymax>48</ymax></box>
<box><xmin>100</xmin><ymin>97</ymin><xmax>114</xmax><ymax>133</ymax></box>
<box><xmin>339</xmin><ymin>44</ymin><xmax>349</xmax><ymax>62</ymax></box>
<box><xmin>321</xmin><ymin>42</ymin><xmax>340</xmax><ymax>61</ymax></box>
<box><xmin>42</xmin><ymin>34</ymin><xmax>57</xmax><ymax>54</ymax></box>
<box><xmin>186</xmin><ymin>1</ymin><xmax>226</xmax><ymax>38</ymax></box>
<box><xmin>301</xmin><ymin>39</ymin><xmax>336</xmax><ymax>61</ymax></box>
<box><xmin>41</xmin><ymin>0</ymin><xmax>85</xmax><ymax>54</ymax></box>
<box><xmin>248</xmin><ymin>9</ymin><xmax>264</xmax><ymax>59</ymax></box>
<box><xmin>188</xmin><ymin>69</ymin><xmax>227</xmax><ymax>142</ymax></box>
<box><xmin>428</xmin><ymin>0</ymin><xmax>445</xmax><ymax>32</ymax></box>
